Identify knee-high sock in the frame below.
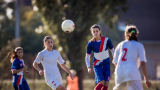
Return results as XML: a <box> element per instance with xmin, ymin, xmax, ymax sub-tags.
<box><xmin>102</xmin><ymin>86</ymin><xmax>108</xmax><ymax>90</ymax></box>
<box><xmin>94</xmin><ymin>83</ymin><xmax>104</xmax><ymax>90</ymax></box>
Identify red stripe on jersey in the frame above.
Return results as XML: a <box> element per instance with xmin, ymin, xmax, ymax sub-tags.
<box><xmin>93</xmin><ymin>60</ymin><xmax>100</xmax><ymax>66</ymax></box>
<box><xmin>86</xmin><ymin>53</ymin><xmax>91</xmax><ymax>55</ymax></box>
<box><xmin>99</xmin><ymin>37</ymin><xmax>105</xmax><ymax>52</ymax></box>
<box><xmin>17</xmin><ymin>75</ymin><xmax>22</xmax><ymax>85</ymax></box>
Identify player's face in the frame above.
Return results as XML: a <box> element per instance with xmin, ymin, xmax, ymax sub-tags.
<box><xmin>91</xmin><ymin>28</ymin><xmax>101</xmax><ymax>38</ymax></box>
<box><xmin>16</xmin><ymin>50</ymin><xmax>23</xmax><ymax>59</ymax></box>
<box><xmin>45</xmin><ymin>39</ymin><xmax>53</xmax><ymax>50</ymax></box>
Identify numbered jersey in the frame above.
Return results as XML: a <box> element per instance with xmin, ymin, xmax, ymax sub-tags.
<box><xmin>113</xmin><ymin>40</ymin><xmax>147</xmax><ymax>84</ymax></box>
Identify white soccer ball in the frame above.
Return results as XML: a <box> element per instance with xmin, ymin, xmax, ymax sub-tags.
<box><xmin>61</xmin><ymin>20</ymin><xmax>75</xmax><ymax>33</ymax></box>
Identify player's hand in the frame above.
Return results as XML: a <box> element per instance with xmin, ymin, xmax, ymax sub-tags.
<box><xmin>39</xmin><ymin>70</ymin><xmax>44</xmax><ymax>76</ymax></box>
<box><xmin>25</xmin><ymin>70</ymin><xmax>30</xmax><ymax>75</ymax></box>
<box><xmin>23</xmin><ymin>65</ymin><xmax>28</xmax><ymax>70</ymax></box>
<box><xmin>69</xmin><ymin>73</ymin><xmax>75</xmax><ymax>80</ymax></box>
<box><xmin>145</xmin><ymin>80</ymin><xmax>151</xmax><ymax>88</ymax></box>
<box><xmin>87</xmin><ymin>67</ymin><xmax>93</xmax><ymax>74</ymax></box>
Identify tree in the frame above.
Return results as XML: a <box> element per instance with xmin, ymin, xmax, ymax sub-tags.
<box><xmin>33</xmin><ymin>0</ymin><xmax>128</xmax><ymax>90</ymax></box>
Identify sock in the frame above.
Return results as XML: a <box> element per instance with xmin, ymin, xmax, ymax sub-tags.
<box><xmin>102</xmin><ymin>86</ymin><xmax>108</xmax><ymax>90</ymax></box>
<box><xmin>94</xmin><ymin>83</ymin><xmax>104</xmax><ymax>90</ymax></box>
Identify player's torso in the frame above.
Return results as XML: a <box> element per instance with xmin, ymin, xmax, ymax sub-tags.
<box><xmin>12</xmin><ymin>59</ymin><xmax>24</xmax><ymax>84</ymax></box>
<box><xmin>13</xmin><ymin>59</ymin><xmax>24</xmax><ymax>76</ymax></box>
<box><xmin>115</xmin><ymin>41</ymin><xmax>141</xmax><ymax>80</ymax></box>
<box><xmin>118</xmin><ymin>41</ymin><xmax>139</xmax><ymax>64</ymax></box>
<box><xmin>41</xmin><ymin>50</ymin><xmax>61</xmax><ymax>78</ymax></box>
<box><xmin>91</xmin><ymin>37</ymin><xmax>110</xmax><ymax>66</ymax></box>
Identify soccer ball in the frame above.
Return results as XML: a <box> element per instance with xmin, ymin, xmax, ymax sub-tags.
<box><xmin>61</xmin><ymin>20</ymin><xmax>75</xmax><ymax>33</ymax></box>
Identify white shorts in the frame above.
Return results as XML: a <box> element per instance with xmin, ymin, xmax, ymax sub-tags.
<box><xmin>45</xmin><ymin>77</ymin><xmax>62</xmax><ymax>90</ymax></box>
<box><xmin>113</xmin><ymin>80</ymin><xmax>143</xmax><ymax>90</ymax></box>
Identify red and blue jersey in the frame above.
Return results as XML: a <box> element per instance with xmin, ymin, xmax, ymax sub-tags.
<box><xmin>11</xmin><ymin>58</ymin><xmax>25</xmax><ymax>85</ymax></box>
<box><xmin>86</xmin><ymin>36</ymin><xmax>114</xmax><ymax>67</ymax></box>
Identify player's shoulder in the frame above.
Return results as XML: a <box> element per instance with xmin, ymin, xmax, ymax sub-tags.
<box><xmin>53</xmin><ymin>50</ymin><xmax>60</xmax><ymax>53</ymax></box>
<box><xmin>12</xmin><ymin>58</ymin><xmax>19</xmax><ymax>64</ymax></box>
<box><xmin>38</xmin><ymin>49</ymin><xmax>47</xmax><ymax>55</ymax></box>
<box><xmin>135</xmin><ymin>41</ymin><xmax>144</xmax><ymax>48</ymax></box>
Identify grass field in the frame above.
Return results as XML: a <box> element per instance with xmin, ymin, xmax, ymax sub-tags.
<box><xmin>1</xmin><ymin>79</ymin><xmax>160</xmax><ymax>90</ymax></box>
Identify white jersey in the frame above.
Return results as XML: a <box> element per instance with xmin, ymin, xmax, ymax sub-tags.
<box><xmin>113</xmin><ymin>40</ymin><xmax>147</xmax><ymax>84</ymax></box>
<box><xmin>34</xmin><ymin>49</ymin><xmax>65</xmax><ymax>80</ymax></box>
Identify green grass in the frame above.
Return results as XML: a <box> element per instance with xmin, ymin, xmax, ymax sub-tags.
<box><xmin>1</xmin><ymin>80</ymin><xmax>160</xmax><ymax>90</ymax></box>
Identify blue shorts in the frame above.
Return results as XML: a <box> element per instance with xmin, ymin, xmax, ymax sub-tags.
<box><xmin>13</xmin><ymin>78</ymin><xmax>30</xmax><ymax>90</ymax></box>
<box><xmin>93</xmin><ymin>65</ymin><xmax>110</xmax><ymax>84</ymax></box>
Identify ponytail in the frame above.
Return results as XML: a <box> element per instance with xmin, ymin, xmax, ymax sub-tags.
<box><xmin>125</xmin><ymin>25</ymin><xmax>139</xmax><ymax>41</ymax></box>
<box><xmin>7</xmin><ymin>51</ymin><xmax>17</xmax><ymax>63</ymax></box>
<box><xmin>127</xmin><ymin>33</ymin><xmax>138</xmax><ymax>41</ymax></box>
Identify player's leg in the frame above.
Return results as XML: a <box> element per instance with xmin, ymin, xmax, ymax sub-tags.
<box><xmin>103</xmin><ymin>66</ymin><xmax>110</xmax><ymax>90</ymax></box>
<box><xmin>46</xmin><ymin>77</ymin><xmax>65</xmax><ymax>90</ymax></box>
<box><xmin>93</xmin><ymin>65</ymin><xmax>105</xmax><ymax>90</ymax></box>
<box><xmin>22</xmin><ymin>78</ymin><xmax>30</xmax><ymax>90</ymax></box>
<box><xmin>56</xmin><ymin>85</ymin><xmax>66</xmax><ymax>90</ymax></box>
<box><xmin>113</xmin><ymin>82</ymin><xmax>127</xmax><ymax>90</ymax></box>
<box><xmin>13</xmin><ymin>84</ymin><xmax>25</xmax><ymax>90</ymax></box>
<box><xmin>127</xmin><ymin>80</ymin><xmax>143</xmax><ymax>90</ymax></box>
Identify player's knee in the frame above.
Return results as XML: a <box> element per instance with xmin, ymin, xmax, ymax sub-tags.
<box><xmin>99</xmin><ymin>80</ymin><xmax>105</xmax><ymax>85</ymax></box>
<box><xmin>56</xmin><ymin>85</ymin><xmax>66</xmax><ymax>90</ymax></box>
<box><xmin>104</xmin><ymin>81</ymin><xmax>109</xmax><ymax>86</ymax></box>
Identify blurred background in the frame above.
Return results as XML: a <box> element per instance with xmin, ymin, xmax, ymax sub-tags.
<box><xmin>0</xmin><ymin>0</ymin><xmax>160</xmax><ymax>90</ymax></box>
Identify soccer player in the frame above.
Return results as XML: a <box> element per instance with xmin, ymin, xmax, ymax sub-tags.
<box><xmin>112</xmin><ymin>25</ymin><xmax>151</xmax><ymax>90</ymax></box>
<box><xmin>33</xmin><ymin>36</ymin><xmax>74</xmax><ymax>90</ymax></box>
<box><xmin>85</xmin><ymin>24</ymin><xmax>114</xmax><ymax>90</ymax></box>
<box><xmin>8</xmin><ymin>47</ymin><xmax>30</xmax><ymax>90</ymax></box>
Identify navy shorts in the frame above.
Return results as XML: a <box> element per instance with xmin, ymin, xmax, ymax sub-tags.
<box><xmin>13</xmin><ymin>78</ymin><xmax>30</xmax><ymax>90</ymax></box>
<box><xmin>93</xmin><ymin>65</ymin><xmax>110</xmax><ymax>84</ymax></box>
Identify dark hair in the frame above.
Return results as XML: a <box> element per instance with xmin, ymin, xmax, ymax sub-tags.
<box><xmin>8</xmin><ymin>47</ymin><xmax>23</xmax><ymax>63</ymax></box>
<box><xmin>43</xmin><ymin>36</ymin><xmax>53</xmax><ymax>49</ymax></box>
<box><xmin>89</xmin><ymin>24</ymin><xmax>102</xmax><ymax>42</ymax></box>
<box><xmin>125</xmin><ymin>25</ymin><xmax>139</xmax><ymax>41</ymax></box>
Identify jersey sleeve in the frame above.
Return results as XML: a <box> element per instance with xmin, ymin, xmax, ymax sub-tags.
<box><xmin>57</xmin><ymin>52</ymin><xmax>65</xmax><ymax>64</ymax></box>
<box><xmin>34</xmin><ymin>52</ymin><xmax>43</xmax><ymax>64</ymax></box>
<box><xmin>107</xmin><ymin>39</ymin><xmax>114</xmax><ymax>50</ymax></box>
<box><xmin>86</xmin><ymin>42</ymin><xmax>92</xmax><ymax>55</ymax></box>
<box><xmin>138</xmin><ymin>44</ymin><xmax>147</xmax><ymax>62</ymax></box>
<box><xmin>112</xmin><ymin>44</ymin><xmax>120</xmax><ymax>64</ymax></box>
<box><xmin>11</xmin><ymin>60</ymin><xmax>18</xmax><ymax>71</ymax></box>
<box><xmin>22</xmin><ymin>59</ymin><xmax>25</xmax><ymax>66</ymax></box>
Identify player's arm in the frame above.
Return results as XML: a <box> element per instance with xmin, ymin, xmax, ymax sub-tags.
<box><xmin>33</xmin><ymin>62</ymin><xmax>44</xmax><ymax>75</ymax></box>
<box><xmin>85</xmin><ymin>42</ymin><xmax>93</xmax><ymax>74</ymax></box>
<box><xmin>140</xmin><ymin>61</ymin><xmax>151</xmax><ymax>88</ymax></box>
<box><xmin>107</xmin><ymin>39</ymin><xmax>114</xmax><ymax>56</ymax></box>
<box><xmin>12</xmin><ymin>66</ymin><xmax>27</xmax><ymax>74</ymax></box>
<box><xmin>112</xmin><ymin>44</ymin><xmax>120</xmax><ymax>67</ymax></box>
<box><xmin>138</xmin><ymin>44</ymin><xmax>151</xmax><ymax>88</ymax></box>
<box><xmin>60</xmin><ymin>64</ymin><xmax>74</xmax><ymax>80</ymax></box>
<box><xmin>33</xmin><ymin>52</ymin><xmax>44</xmax><ymax>75</ymax></box>
<box><xmin>140</xmin><ymin>61</ymin><xmax>148</xmax><ymax>80</ymax></box>
<box><xmin>58</xmin><ymin>52</ymin><xmax>74</xmax><ymax>80</ymax></box>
